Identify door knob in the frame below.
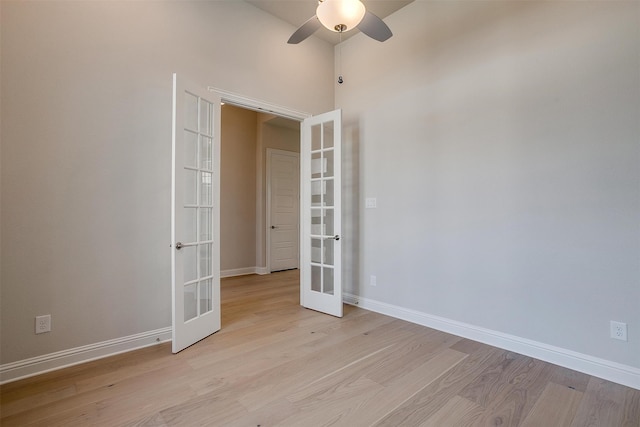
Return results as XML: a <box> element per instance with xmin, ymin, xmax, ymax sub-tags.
<box><xmin>271</xmin><ymin>225</ymin><xmax>277</xmax><ymax>229</ymax></box>
<box><xmin>175</xmin><ymin>242</ymin><xmax>183</xmax><ymax>250</ymax></box>
<box><xmin>326</xmin><ymin>235</ymin><xmax>340</xmax><ymax>241</ymax></box>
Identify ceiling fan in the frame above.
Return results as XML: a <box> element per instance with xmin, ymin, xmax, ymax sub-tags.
<box><xmin>288</xmin><ymin>0</ymin><xmax>393</xmax><ymax>44</ymax></box>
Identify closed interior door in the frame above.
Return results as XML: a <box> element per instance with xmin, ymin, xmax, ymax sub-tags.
<box><xmin>300</xmin><ymin>109</ymin><xmax>342</xmax><ymax>317</ymax></box>
<box><xmin>268</xmin><ymin>149</ymin><xmax>300</xmax><ymax>272</ymax></box>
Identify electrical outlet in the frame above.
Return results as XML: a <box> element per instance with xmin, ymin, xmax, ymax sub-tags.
<box><xmin>610</xmin><ymin>321</ymin><xmax>627</xmax><ymax>341</ymax></box>
<box><xmin>370</xmin><ymin>275</ymin><xmax>377</xmax><ymax>287</ymax></box>
<box><xmin>35</xmin><ymin>315</ymin><xmax>51</xmax><ymax>334</ymax></box>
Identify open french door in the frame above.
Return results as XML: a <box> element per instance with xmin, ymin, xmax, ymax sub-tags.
<box><xmin>301</xmin><ymin>109</ymin><xmax>342</xmax><ymax>317</ymax></box>
<box><xmin>171</xmin><ymin>74</ymin><xmax>221</xmax><ymax>353</ymax></box>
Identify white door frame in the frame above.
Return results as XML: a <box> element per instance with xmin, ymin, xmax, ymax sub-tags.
<box><xmin>208</xmin><ymin>87</ymin><xmax>310</xmax><ymax>276</ymax></box>
<box><xmin>209</xmin><ymin>88</ymin><xmax>311</xmax><ymax>122</ymax></box>
<box><xmin>266</xmin><ymin>148</ymin><xmax>300</xmax><ymax>272</ymax></box>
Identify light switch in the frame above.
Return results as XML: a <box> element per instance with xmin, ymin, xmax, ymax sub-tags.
<box><xmin>365</xmin><ymin>198</ymin><xmax>377</xmax><ymax>209</ymax></box>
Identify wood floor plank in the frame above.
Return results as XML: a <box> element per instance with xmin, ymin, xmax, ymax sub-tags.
<box><xmin>185</xmin><ymin>325</ymin><xmax>330</xmax><ymax>396</ymax></box>
<box><xmin>621</xmin><ymin>386</ymin><xmax>640</xmax><ymax>427</ymax></box>
<box><xmin>1</xmin><ymin>361</ymin><xmax>195</xmax><ymax>426</ymax></box>
<box><xmin>463</xmin><ymin>355</ymin><xmax>550</xmax><ymax>427</ymax></box>
<box><xmin>122</xmin><ymin>411</ymin><xmax>169</xmax><ymax>427</ymax></box>
<box><xmin>187</xmin><ymin>313</ymin><xmax>329</xmax><ymax>371</ymax></box>
<box><xmin>462</xmin><ymin>354</ymin><xmax>589</xmax><ymax>427</ymax></box>
<box><xmin>521</xmin><ymin>381</ymin><xmax>583</xmax><ymax>427</ymax></box>
<box><xmin>184</xmin><ymin>311</ymin><xmax>396</xmax><ymax>399</ymax></box>
<box><xmin>571</xmin><ymin>376</ymin><xmax>637</xmax><ymax>427</ymax></box>
<box><xmin>336</xmin><ymin>348</ymin><xmax>469</xmax><ymax>426</ymax></box>
<box><xmin>364</xmin><ymin>328</ymin><xmax>462</xmax><ymax>387</ymax></box>
<box><xmin>156</xmin><ymin>388</ymin><xmax>248</xmax><ymax>426</ymax></box>
<box><xmin>224</xmin><ymin>398</ymin><xmax>300</xmax><ymax>427</ymax></box>
<box><xmin>0</xmin><ymin>342</ymin><xmax>171</xmax><ymax>407</ymax></box>
<box><xmin>457</xmin><ymin>350</ymin><xmax>528</xmax><ymax>406</ymax></box>
<box><xmin>237</xmin><ymin>317</ymin><xmax>418</xmax><ymax>412</ymax></box>
<box><xmin>73</xmin><ymin>343</ymin><xmax>178</xmax><ymax>394</ymax></box>
<box><xmin>276</xmin><ymin>376</ymin><xmax>385</xmax><ymax>426</ymax></box>
<box><xmin>545</xmin><ymin>363</ymin><xmax>592</xmax><ymax>393</ymax></box>
<box><xmin>0</xmin><ymin>382</ymin><xmax>77</xmax><ymax>419</ymax></box>
<box><xmin>2</xmin><ymin>270</ymin><xmax>639</xmax><ymax>426</ymax></box>
<box><xmin>419</xmin><ymin>395</ymin><xmax>483</xmax><ymax>427</ymax></box>
<box><xmin>286</xmin><ymin>344</ymin><xmax>396</xmax><ymax>402</ymax></box>
<box><xmin>374</xmin><ymin>345</ymin><xmax>507</xmax><ymax>426</ymax></box>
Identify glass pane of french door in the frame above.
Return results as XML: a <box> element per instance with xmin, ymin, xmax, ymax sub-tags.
<box><xmin>182</xmin><ymin>91</ymin><xmax>215</xmax><ymax>322</ymax></box>
<box><xmin>310</xmin><ymin>122</ymin><xmax>336</xmax><ymax>294</ymax></box>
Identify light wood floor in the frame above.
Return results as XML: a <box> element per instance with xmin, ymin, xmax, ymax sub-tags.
<box><xmin>1</xmin><ymin>270</ymin><xmax>639</xmax><ymax>426</ymax></box>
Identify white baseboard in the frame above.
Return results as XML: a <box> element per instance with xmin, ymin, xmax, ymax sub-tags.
<box><xmin>6</xmin><ymin>294</ymin><xmax>636</xmax><ymax>390</ymax></box>
<box><xmin>255</xmin><ymin>266</ymin><xmax>270</xmax><ymax>275</ymax></box>
<box><xmin>221</xmin><ymin>267</ymin><xmax>259</xmax><ymax>278</ymax></box>
<box><xmin>221</xmin><ymin>266</ymin><xmax>272</xmax><ymax>278</ymax></box>
<box><xmin>343</xmin><ymin>293</ymin><xmax>640</xmax><ymax>390</ymax></box>
<box><xmin>0</xmin><ymin>327</ymin><xmax>172</xmax><ymax>385</ymax></box>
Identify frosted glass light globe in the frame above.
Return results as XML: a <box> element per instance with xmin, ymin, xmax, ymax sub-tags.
<box><xmin>316</xmin><ymin>0</ymin><xmax>366</xmax><ymax>33</ymax></box>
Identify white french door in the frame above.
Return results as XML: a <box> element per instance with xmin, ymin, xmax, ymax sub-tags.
<box><xmin>301</xmin><ymin>109</ymin><xmax>342</xmax><ymax>317</ymax></box>
<box><xmin>171</xmin><ymin>74</ymin><xmax>221</xmax><ymax>353</ymax></box>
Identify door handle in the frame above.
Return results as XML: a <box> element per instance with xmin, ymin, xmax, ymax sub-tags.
<box><xmin>325</xmin><ymin>235</ymin><xmax>340</xmax><ymax>241</ymax></box>
<box><xmin>271</xmin><ymin>225</ymin><xmax>277</xmax><ymax>229</ymax></box>
<box><xmin>175</xmin><ymin>242</ymin><xmax>183</xmax><ymax>250</ymax></box>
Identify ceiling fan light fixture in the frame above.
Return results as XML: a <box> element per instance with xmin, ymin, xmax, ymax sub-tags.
<box><xmin>316</xmin><ymin>0</ymin><xmax>366</xmax><ymax>33</ymax></box>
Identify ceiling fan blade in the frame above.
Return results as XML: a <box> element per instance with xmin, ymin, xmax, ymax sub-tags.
<box><xmin>357</xmin><ymin>10</ymin><xmax>393</xmax><ymax>42</ymax></box>
<box><xmin>288</xmin><ymin>16</ymin><xmax>322</xmax><ymax>44</ymax></box>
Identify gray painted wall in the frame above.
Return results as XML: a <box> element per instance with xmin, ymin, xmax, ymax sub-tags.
<box><xmin>0</xmin><ymin>0</ymin><xmax>333</xmax><ymax>364</ymax></box>
<box><xmin>338</xmin><ymin>1</ymin><xmax>639</xmax><ymax>368</ymax></box>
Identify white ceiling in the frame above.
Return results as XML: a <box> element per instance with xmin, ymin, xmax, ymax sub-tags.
<box><xmin>245</xmin><ymin>0</ymin><xmax>414</xmax><ymax>45</ymax></box>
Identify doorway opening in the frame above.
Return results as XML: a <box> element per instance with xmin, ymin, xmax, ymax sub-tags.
<box><xmin>219</xmin><ymin>102</ymin><xmax>302</xmax><ymax>279</ymax></box>
<box><xmin>214</xmin><ymin>89</ymin><xmax>344</xmax><ymax>320</ymax></box>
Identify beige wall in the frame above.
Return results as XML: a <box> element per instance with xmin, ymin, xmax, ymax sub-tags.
<box><xmin>0</xmin><ymin>0</ymin><xmax>333</xmax><ymax>365</ymax></box>
<box><xmin>221</xmin><ymin>105</ymin><xmax>257</xmax><ymax>272</ymax></box>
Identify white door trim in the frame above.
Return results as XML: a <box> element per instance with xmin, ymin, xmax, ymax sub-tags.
<box><xmin>266</xmin><ymin>148</ymin><xmax>300</xmax><ymax>272</ymax></box>
<box><xmin>208</xmin><ymin>87</ymin><xmax>310</xmax><ymax>121</ymax></box>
